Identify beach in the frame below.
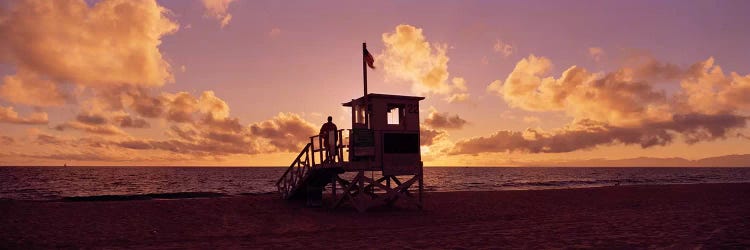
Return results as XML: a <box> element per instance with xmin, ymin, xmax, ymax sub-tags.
<box><xmin>1</xmin><ymin>183</ymin><xmax>748</xmax><ymax>248</ymax></box>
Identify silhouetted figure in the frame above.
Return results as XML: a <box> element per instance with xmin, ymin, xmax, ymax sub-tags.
<box><xmin>319</xmin><ymin>116</ymin><xmax>338</xmax><ymax>163</ymax></box>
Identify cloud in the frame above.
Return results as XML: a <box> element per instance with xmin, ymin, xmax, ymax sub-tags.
<box><xmin>124</xmin><ymin>88</ymin><xmax>167</xmax><ymax>118</ymax></box>
<box><xmin>490</xmin><ymin>55</ymin><xmax>750</xmax><ymax>126</ymax></box>
<box><xmin>76</xmin><ymin>113</ymin><xmax>108</xmax><ymax>125</ymax></box>
<box><xmin>115</xmin><ymin>115</ymin><xmax>150</xmax><ymax>128</ymax></box>
<box><xmin>25</xmin><ymin>152</ymin><xmax>118</xmax><ymax>162</ymax></box>
<box><xmin>380</xmin><ymin>24</ymin><xmax>468</xmax><ymax>98</ymax></box>
<box><xmin>420</xmin><ymin>127</ymin><xmax>447</xmax><ymax>146</ymax></box>
<box><xmin>162</xmin><ymin>91</ymin><xmax>198</xmax><ymax>123</ymax></box>
<box><xmin>487</xmin><ymin>54</ymin><xmax>678</xmax><ymax>126</ymax></box>
<box><xmin>201</xmin><ymin>0</ymin><xmax>236</xmax><ymax>28</ymax></box>
<box><xmin>0</xmin><ymin>0</ymin><xmax>325</xmax><ymax>163</ymax></box>
<box><xmin>1</xmin><ymin>136</ymin><xmax>14</xmax><ymax>144</ymax></box>
<box><xmin>53</xmin><ymin>86</ymin><xmax>317</xmax><ymax>156</ymax></box>
<box><xmin>444</xmin><ymin>77</ymin><xmax>470</xmax><ymax>103</ymax></box>
<box><xmin>446</xmin><ymin>93</ymin><xmax>470</xmax><ymax>103</ymax></box>
<box><xmin>424</xmin><ymin>109</ymin><xmax>468</xmax><ymax>130</ymax></box>
<box><xmin>451</xmin><ymin>114</ymin><xmax>747</xmax><ymax>155</ymax></box>
<box><xmin>54</xmin><ymin>122</ymin><xmax>127</xmax><ymax>136</ymax></box>
<box><xmin>35</xmin><ymin>134</ymin><xmax>64</xmax><ymax>146</ymax></box>
<box><xmin>493</xmin><ymin>40</ymin><xmax>514</xmax><ymax>57</ymax></box>
<box><xmin>105</xmin><ymin>112</ymin><xmax>316</xmax><ymax>156</ymax></box>
<box><xmin>0</xmin><ymin>105</ymin><xmax>48</xmax><ymax>125</ymax></box>
<box><xmin>677</xmin><ymin>57</ymin><xmax>750</xmax><ymax>114</ymax></box>
<box><xmin>73</xmin><ymin>109</ymin><xmax>150</xmax><ymax>130</ymax></box>
<box><xmin>523</xmin><ymin>116</ymin><xmax>541</xmax><ymax>124</ymax></box>
<box><xmin>0</xmin><ymin>70</ymin><xmax>69</xmax><ymax>107</ymax></box>
<box><xmin>588</xmin><ymin>47</ymin><xmax>605</xmax><ymax>62</ymax></box>
<box><xmin>249</xmin><ymin>112</ymin><xmax>317</xmax><ymax>152</ymax></box>
<box><xmin>197</xmin><ymin>91</ymin><xmax>231</xmax><ymax>121</ymax></box>
<box><xmin>0</xmin><ymin>0</ymin><xmax>179</xmax><ymax>99</ymax></box>
<box><xmin>470</xmin><ymin>55</ymin><xmax>750</xmax><ymax>155</ymax></box>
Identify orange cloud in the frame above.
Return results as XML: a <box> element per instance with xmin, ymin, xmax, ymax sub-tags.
<box><xmin>0</xmin><ymin>1</ymin><xmax>329</xmax><ymax>164</ymax></box>
<box><xmin>493</xmin><ymin>39</ymin><xmax>514</xmax><ymax>57</ymax></box>
<box><xmin>522</xmin><ymin>116</ymin><xmax>541</xmax><ymax>124</ymax></box>
<box><xmin>10</xmin><ymin>110</ymin><xmax>319</xmax><ymax>162</ymax></box>
<box><xmin>35</xmin><ymin>134</ymin><xmax>65</xmax><ymax>146</ymax></box>
<box><xmin>468</xmin><ymin>55</ymin><xmax>750</xmax><ymax>155</ymax></box>
<box><xmin>0</xmin><ymin>70</ymin><xmax>69</xmax><ymax>107</ymax></box>
<box><xmin>54</xmin><ymin>121</ymin><xmax>126</xmax><ymax>136</ymax></box>
<box><xmin>588</xmin><ymin>47</ymin><xmax>604</xmax><ymax>62</ymax></box>
<box><xmin>678</xmin><ymin>58</ymin><xmax>750</xmax><ymax>114</ymax></box>
<box><xmin>0</xmin><ymin>0</ymin><xmax>178</xmax><ymax>107</ymax></box>
<box><xmin>201</xmin><ymin>0</ymin><xmax>236</xmax><ymax>28</ymax></box>
<box><xmin>165</xmin><ymin>92</ymin><xmax>199</xmax><ymax>123</ymax></box>
<box><xmin>380</xmin><ymin>24</ymin><xmax>468</xmax><ymax>99</ymax></box>
<box><xmin>72</xmin><ymin>110</ymin><xmax>150</xmax><ymax>130</ymax></box>
<box><xmin>444</xmin><ymin>77</ymin><xmax>470</xmax><ymax>103</ymax></box>
<box><xmin>75</xmin><ymin>113</ymin><xmax>108</xmax><ymax>125</ymax></box>
<box><xmin>103</xmin><ymin>112</ymin><xmax>315</xmax><ymax>156</ymax></box>
<box><xmin>1</xmin><ymin>135</ymin><xmax>15</xmax><ymax>145</ymax></box>
<box><xmin>114</xmin><ymin>115</ymin><xmax>150</xmax><ymax>129</ymax></box>
<box><xmin>0</xmin><ymin>106</ymin><xmax>48</xmax><ymax>125</ymax></box>
<box><xmin>487</xmin><ymin>54</ymin><xmax>694</xmax><ymax>126</ymax></box>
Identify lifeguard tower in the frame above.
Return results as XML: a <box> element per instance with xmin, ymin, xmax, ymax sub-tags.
<box><xmin>275</xmin><ymin>44</ymin><xmax>424</xmax><ymax>212</ymax></box>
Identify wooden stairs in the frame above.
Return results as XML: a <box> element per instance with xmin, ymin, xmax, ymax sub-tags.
<box><xmin>275</xmin><ymin>130</ymin><xmax>346</xmax><ymax>201</ymax></box>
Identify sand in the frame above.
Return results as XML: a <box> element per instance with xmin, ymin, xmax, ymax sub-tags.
<box><xmin>1</xmin><ymin>183</ymin><xmax>749</xmax><ymax>249</ymax></box>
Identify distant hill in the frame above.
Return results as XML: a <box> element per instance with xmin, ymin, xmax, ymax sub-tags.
<box><xmin>693</xmin><ymin>154</ymin><xmax>750</xmax><ymax>167</ymax></box>
<box><xmin>525</xmin><ymin>154</ymin><xmax>750</xmax><ymax>167</ymax></box>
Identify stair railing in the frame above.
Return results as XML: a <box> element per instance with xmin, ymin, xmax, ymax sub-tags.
<box><xmin>275</xmin><ymin>129</ymin><xmax>349</xmax><ymax>199</ymax></box>
<box><xmin>275</xmin><ymin>143</ymin><xmax>312</xmax><ymax>199</ymax></box>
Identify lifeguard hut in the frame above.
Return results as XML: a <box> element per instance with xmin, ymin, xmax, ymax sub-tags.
<box><xmin>275</xmin><ymin>43</ymin><xmax>424</xmax><ymax>212</ymax></box>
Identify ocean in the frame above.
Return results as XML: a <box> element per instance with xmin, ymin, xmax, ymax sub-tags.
<box><xmin>1</xmin><ymin>167</ymin><xmax>749</xmax><ymax>201</ymax></box>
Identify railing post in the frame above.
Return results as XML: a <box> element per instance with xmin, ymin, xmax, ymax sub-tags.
<box><xmin>318</xmin><ymin>135</ymin><xmax>324</xmax><ymax>164</ymax></box>
<box><xmin>337</xmin><ymin>130</ymin><xmax>343</xmax><ymax>163</ymax></box>
<box><xmin>310</xmin><ymin>137</ymin><xmax>315</xmax><ymax>167</ymax></box>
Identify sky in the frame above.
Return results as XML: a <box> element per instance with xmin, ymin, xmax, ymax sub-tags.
<box><xmin>1</xmin><ymin>0</ymin><xmax>749</xmax><ymax>166</ymax></box>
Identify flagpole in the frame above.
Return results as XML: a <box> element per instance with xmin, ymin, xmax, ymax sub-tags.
<box><xmin>363</xmin><ymin>42</ymin><xmax>368</xmax><ymax>97</ymax></box>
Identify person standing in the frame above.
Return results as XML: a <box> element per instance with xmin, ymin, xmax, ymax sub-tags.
<box><xmin>319</xmin><ymin>116</ymin><xmax>338</xmax><ymax>163</ymax></box>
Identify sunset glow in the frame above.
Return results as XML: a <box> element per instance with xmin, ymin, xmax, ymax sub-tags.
<box><xmin>1</xmin><ymin>0</ymin><xmax>749</xmax><ymax>166</ymax></box>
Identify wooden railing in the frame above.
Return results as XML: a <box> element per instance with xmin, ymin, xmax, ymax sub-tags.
<box><xmin>276</xmin><ymin>143</ymin><xmax>311</xmax><ymax>199</ymax></box>
<box><xmin>275</xmin><ymin>129</ymin><xmax>348</xmax><ymax>199</ymax></box>
<box><xmin>309</xmin><ymin>129</ymin><xmax>347</xmax><ymax>166</ymax></box>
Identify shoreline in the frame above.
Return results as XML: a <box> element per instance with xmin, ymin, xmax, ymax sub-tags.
<box><xmin>2</xmin><ymin>181</ymin><xmax>748</xmax><ymax>202</ymax></box>
<box><xmin>2</xmin><ymin>183</ymin><xmax>749</xmax><ymax>248</ymax></box>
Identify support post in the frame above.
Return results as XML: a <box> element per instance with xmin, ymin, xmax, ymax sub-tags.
<box><xmin>418</xmin><ymin>164</ymin><xmax>424</xmax><ymax>209</ymax></box>
<box><xmin>331</xmin><ymin>174</ymin><xmax>337</xmax><ymax>207</ymax></box>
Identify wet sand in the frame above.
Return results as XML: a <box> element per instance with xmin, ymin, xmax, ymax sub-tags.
<box><xmin>1</xmin><ymin>183</ymin><xmax>749</xmax><ymax>248</ymax></box>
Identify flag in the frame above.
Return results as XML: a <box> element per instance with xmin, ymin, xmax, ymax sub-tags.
<box><xmin>363</xmin><ymin>48</ymin><xmax>375</xmax><ymax>69</ymax></box>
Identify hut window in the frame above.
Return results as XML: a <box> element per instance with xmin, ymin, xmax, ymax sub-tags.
<box><xmin>355</xmin><ymin>105</ymin><xmax>366</xmax><ymax>124</ymax></box>
<box><xmin>387</xmin><ymin>104</ymin><xmax>404</xmax><ymax>125</ymax></box>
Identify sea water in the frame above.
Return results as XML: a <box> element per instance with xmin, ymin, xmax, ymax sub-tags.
<box><xmin>1</xmin><ymin>167</ymin><xmax>749</xmax><ymax>200</ymax></box>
